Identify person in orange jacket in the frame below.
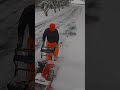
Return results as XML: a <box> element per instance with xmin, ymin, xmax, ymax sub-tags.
<box><xmin>42</xmin><ymin>23</ymin><xmax>59</xmax><ymax>60</ymax></box>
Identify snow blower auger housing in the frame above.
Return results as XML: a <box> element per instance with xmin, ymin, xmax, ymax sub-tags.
<box><xmin>35</xmin><ymin>46</ymin><xmax>59</xmax><ymax>90</ymax></box>
<box><xmin>35</xmin><ymin>60</ymin><xmax>56</xmax><ymax>90</ymax></box>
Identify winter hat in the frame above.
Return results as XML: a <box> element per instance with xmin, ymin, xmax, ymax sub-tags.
<box><xmin>49</xmin><ymin>23</ymin><xmax>55</xmax><ymax>32</ymax></box>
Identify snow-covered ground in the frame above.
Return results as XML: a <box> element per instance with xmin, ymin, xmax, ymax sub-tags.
<box><xmin>71</xmin><ymin>0</ymin><xmax>85</xmax><ymax>5</ymax></box>
<box><xmin>35</xmin><ymin>3</ymin><xmax>85</xmax><ymax>90</ymax></box>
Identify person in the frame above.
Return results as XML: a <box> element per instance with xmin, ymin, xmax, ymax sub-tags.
<box><xmin>42</xmin><ymin>23</ymin><xmax>59</xmax><ymax>60</ymax></box>
<box><xmin>17</xmin><ymin>4</ymin><xmax>35</xmax><ymax>81</ymax></box>
<box><xmin>17</xmin><ymin>4</ymin><xmax>35</xmax><ymax>49</ymax></box>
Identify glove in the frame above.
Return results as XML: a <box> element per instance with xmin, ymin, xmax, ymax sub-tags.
<box><xmin>17</xmin><ymin>37</ymin><xmax>23</xmax><ymax>49</ymax></box>
<box><xmin>55</xmin><ymin>44</ymin><xmax>58</xmax><ymax>48</ymax></box>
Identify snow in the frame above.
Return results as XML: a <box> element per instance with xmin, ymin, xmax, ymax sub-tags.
<box><xmin>35</xmin><ymin>3</ymin><xmax>85</xmax><ymax>90</ymax></box>
<box><xmin>71</xmin><ymin>0</ymin><xmax>85</xmax><ymax>5</ymax></box>
<box><xmin>51</xmin><ymin>5</ymin><xmax>85</xmax><ymax>90</ymax></box>
<box><xmin>35</xmin><ymin>6</ymin><xmax>73</xmax><ymax>26</ymax></box>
